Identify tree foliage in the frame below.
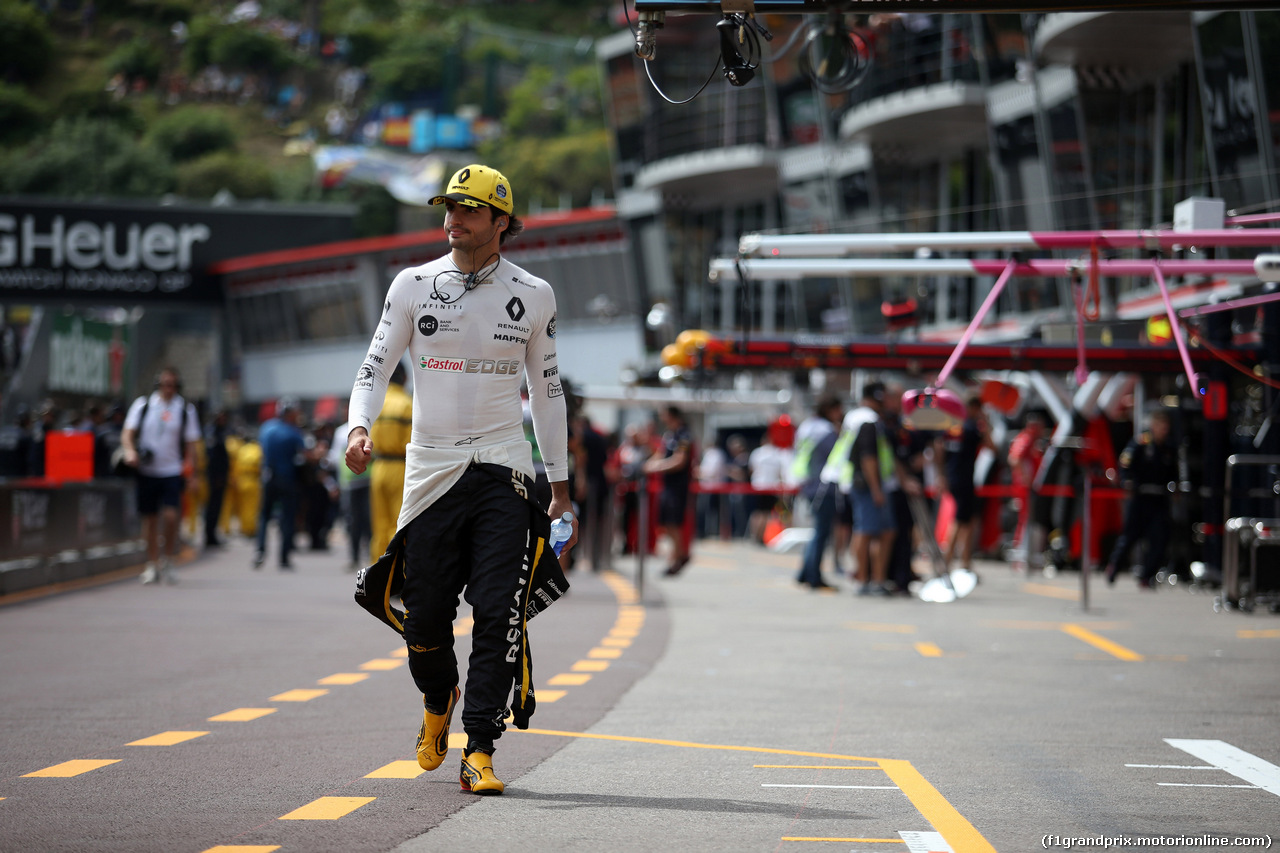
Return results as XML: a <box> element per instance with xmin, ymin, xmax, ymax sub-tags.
<box><xmin>174</xmin><ymin>150</ymin><xmax>277</xmax><ymax>199</ymax></box>
<box><xmin>482</xmin><ymin>128</ymin><xmax>612</xmax><ymax>213</ymax></box>
<box><xmin>0</xmin><ymin>83</ymin><xmax>45</xmax><ymax>146</ymax></box>
<box><xmin>105</xmin><ymin>38</ymin><xmax>165</xmax><ymax>86</ymax></box>
<box><xmin>148</xmin><ymin>107</ymin><xmax>238</xmax><ymax>162</ymax></box>
<box><xmin>0</xmin><ymin>118</ymin><xmax>174</xmax><ymax>198</ymax></box>
<box><xmin>0</xmin><ymin>0</ymin><xmax>56</xmax><ymax>84</ymax></box>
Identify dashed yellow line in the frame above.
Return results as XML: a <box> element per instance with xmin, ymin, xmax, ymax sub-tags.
<box><xmin>781</xmin><ymin>838</ymin><xmax>904</xmax><ymax>844</ymax></box>
<box><xmin>1022</xmin><ymin>582</ymin><xmax>1079</xmax><ymax>601</ymax></box>
<box><xmin>537</xmin><ymin>689</ymin><xmax>567</xmax><ymax>703</ymax></box>
<box><xmin>23</xmin><ymin>759</ymin><xmax>120</xmax><ymax>778</ymax></box>
<box><xmin>914</xmin><ymin>642</ymin><xmax>944</xmax><ymax>658</ymax></box>
<box><xmin>359</xmin><ymin>658</ymin><xmax>404</xmax><ymax>671</ymax></box>
<box><xmin>269</xmin><ymin>689</ymin><xmax>329</xmax><ymax>702</ymax></box>
<box><xmin>364</xmin><ymin>761</ymin><xmax>423</xmax><ymax>779</ymax></box>
<box><xmin>208</xmin><ymin>708</ymin><xmax>276</xmax><ymax>722</ymax></box>
<box><xmin>548</xmin><ymin>673</ymin><xmax>592</xmax><ymax>686</ymax></box>
<box><xmin>755</xmin><ymin>765</ymin><xmax>882</xmax><ymax>770</ymax></box>
<box><xmin>572</xmin><ymin>660</ymin><xmax>609</xmax><ymax>672</ymax></box>
<box><xmin>279</xmin><ymin>796</ymin><xmax>375</xmax><ymax>820</ymax></box>
<box><xmin>588</xmin><ymin>647</ymin><xmax>623</xmax><ymax>659</ymax></box>
<box><xmin>319</xmin><ymin>673</ymin><xmax>369</xmax><ymax>685</ymax></box>
<box><xmin>127</xmin><ymin>731</ymin><xmax>209</xmax><ymax>746</ymax></box>
<box><xmin>202</xmin><ymin>846</ymin><xmax>281</xmax><ymax>853</ymax></box>
<box><xmin>1239</xmin><ymin>628</ymin><xmax>1280</xmax><ymax>638</ymax></box>
<box><xmin>1060</xmin><ymin>623</ymin><xmax>1144</xmax><ymax>662</ymax></box>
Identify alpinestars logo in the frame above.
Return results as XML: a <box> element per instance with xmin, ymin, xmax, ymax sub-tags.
<box><xmin>547</xmin><ymin>314</ymin><xmax>556</xmax><ymax>338</ymax></box>
<box><xmin>357</xmin><ymin>364</ymin><xmax>374</xmax><ymax>381</ymax></box>
<box><xmin>506</xmin><ymin>297</ymin><xmax>525</xmax><ymax>322</ymax></box>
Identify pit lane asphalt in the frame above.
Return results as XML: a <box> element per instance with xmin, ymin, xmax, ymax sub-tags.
<box><xmin>1</xmin><ymin>534</ymin><xmax>1277</xmax><ymax>853</ymax></box>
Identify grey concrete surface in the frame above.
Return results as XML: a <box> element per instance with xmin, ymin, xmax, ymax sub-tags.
<box><xmin>401</xmin><ymin>539</ymin><xmax>1280</xmax><ymax>853</ymax></box>
<box><xmin>1</xmin><ymin>532</ymin><xmax>1277</xmax><ymax>853</ymax></box>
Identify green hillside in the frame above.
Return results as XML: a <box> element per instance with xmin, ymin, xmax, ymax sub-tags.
<box><xmin>0</xmin><ymin>0</ymin><xmax>616</xmax><ymax>235</ymax></box>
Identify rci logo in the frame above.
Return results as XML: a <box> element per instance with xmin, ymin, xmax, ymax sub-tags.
<box><xmin>418</xmin><ymin>315</ymin><xmax>439</xmax><ymax>336</ymax></box>
<box><xmin>505</xmin><ymin>297</ymin><xmax>525</xmax><ymax>323</ymax></box>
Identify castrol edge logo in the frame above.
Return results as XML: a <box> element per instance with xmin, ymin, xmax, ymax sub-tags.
<box><xmin>419</xmin><ymin>355</ymin><xmax>519</xmax><ymax>375</ymax></box>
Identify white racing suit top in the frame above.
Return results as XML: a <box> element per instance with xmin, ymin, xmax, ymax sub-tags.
<box><xmin>348</xmin><ymin>253</ymin><xmax>568</xmax><ymax>528</ymax></box>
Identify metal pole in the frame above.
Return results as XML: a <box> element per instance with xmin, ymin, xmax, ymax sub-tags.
<box><xmin>636</xmin><ymin>475</ymin><xmax>648</xmax><ymax>599</ymax></box>
<box><xmin>1081</xmin><ymin>472</ymin><xmax>1091</xmax><ymax>612</ymax></box>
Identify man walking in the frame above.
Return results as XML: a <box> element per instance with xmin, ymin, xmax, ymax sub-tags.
<box><xmin>254</xmin><ymin>398</ymin><xmax>309</xmax><ymax>571</ymax></box>
<box><xmin>345</xmin><ymin>164</ymin><xmax>576</xmax><ymax>796</ymax></box>
<box><xmin>795</xmin><ymin>394</ymin><xmax>843</xmax><ymax>590</ymax></box>
<box><xmin>1105</xmin><ymin>408</ymin><xmax>1179</xmax><ymax>589</ymax></box>
<box><xmin>121</xmin><ymin>367</ymin><xmax>201</xmax><ymax>584</ymax></box>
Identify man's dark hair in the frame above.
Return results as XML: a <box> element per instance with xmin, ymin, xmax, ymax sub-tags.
<box><xmin>862</xmin><ymin>382</ymin><xmax>886</xmax><ymax>403</ymax></box>
<box><xmin>815</xmin><ymin>393</ymin><xmax>842</xmax><ymax>416</ymax></box>
<box><xmin>493</xmin><ymin>207</ymin><xmax>524</xmax><ymax>245</ymax></box>
<box><xmin>391</xmin><ymin>362</ymin><xmax>408</xmax><ymax>385</ymax></box>
<box><xmin>665</xmin><ymin>405</ymin><xmax>685</xmax><ymax>423</ymax></box>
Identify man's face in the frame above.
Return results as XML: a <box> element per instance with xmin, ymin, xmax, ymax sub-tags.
<box><xmin>1150</xmin><ymin>416</ymin><xmax>1171</xmax><ymax>442</ymax></box>
<box><xmin>157</xmin><ymin>373</ymin><xmax>178</xmax><ymax>398</ymax></box>
<box><xmin>444</xmin><ymin>200</ymin><xmax>504</xmax><ymax>253</ymax></box>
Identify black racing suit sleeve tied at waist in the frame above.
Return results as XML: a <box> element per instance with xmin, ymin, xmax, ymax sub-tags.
<box><xmin>353</xmin><ymin>462</ymin><xmax>569</xmax><ymax>730</ymax></box>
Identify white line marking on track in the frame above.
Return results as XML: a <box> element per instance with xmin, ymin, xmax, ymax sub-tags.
<box><xmin>1125</xmin><ymin>764</ymin><xmax>1222</xmax><ymax>769</ymax></box>
<box><xmin>900</xmin><ymin>830</ymin><xmax>956</xmax><ymax>853</ymax></box>
<box><xmin>1165</xmin><ymin>739</ymin><xmax>1280</xmax><ymax>797</ymax></box>
<box><xmin>762</xmin><ymin>784</ymin><xmax>900</xmax><ymax>790</ymax></box>
<box><xmin>1157</xmin><ymin>783</ymin><xmax>1260</xmax><ymax>788</ymax></box>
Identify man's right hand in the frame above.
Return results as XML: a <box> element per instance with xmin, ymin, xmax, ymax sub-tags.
<box><xmin>346</xmin><ymin>427</ymin><xmax>373</xmax><ymax>474</ymax></box>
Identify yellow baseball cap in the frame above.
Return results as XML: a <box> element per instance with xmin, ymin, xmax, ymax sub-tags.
<box><xmin>428</xmin><ymin>164</ymin><xmax>513</xmax><ymax>215</ymax></box>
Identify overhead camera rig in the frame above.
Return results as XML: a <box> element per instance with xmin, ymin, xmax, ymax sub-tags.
<box><xmin>631</xmin><ymin>0</ymin><xmax>1280</xmax><ymax>96</ymax></box>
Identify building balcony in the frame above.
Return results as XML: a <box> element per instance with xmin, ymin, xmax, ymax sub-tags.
<box><xmin>634</xmin><ymin>144</ymin><xmax>778</xmax><ymax>208</ymax></box>
<box><xmin>838</xmin><ymin>80</ymin><xmax>987</xmax><ymax>158</ymax></box>
<box><xmin>1034</xmin><ymin>11</ymin><xmax>1193</xmax><ymax>73</ymax></box>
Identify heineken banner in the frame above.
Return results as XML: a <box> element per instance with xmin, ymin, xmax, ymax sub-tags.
<box><xmin>48</xmin><ymin>314</ymin><xmax>131</xmax><ymax>397</ymax></box>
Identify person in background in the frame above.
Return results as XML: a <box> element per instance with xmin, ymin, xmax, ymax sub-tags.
<box><xmin>204</xmin><ymin>409</ymin><xmax>231</xmax><ymax>548</ymax></box>
<box><xmin>883</xmin><ymin>383</ymin><xmax>927</xmax><ymax>595</ymax></box>
<box><xmin>725</xmin><ymin>434</ymin><xmax>751</xmax><ymax>538</ymax></box>
<box><xmin>827</xmin><ymin>381</ymin><xmax>896</xmax><ymax>597</ymax></box>
<box><xmin>615</xmin><ymin>422</ymin><xmax>652</xmax><ymax>555</ymax></box>
<box><xmin>329</xmin><ymin>419</ymin><xmax>371</xmax><ymax>570</ymax></box>
<box><xmin>93</xmin><ymin>403</ymin><xmax>125</xmax><ymax>479</ymax></box>
<box><xmin>253</xmin><ymin>397</ymin><xmax>311</xmax><ymax>571</ymax></box>
<box><xmin>940</xmin><ymin>395</ymin><xmax>995</xmax><ymax>577</ymax></box>
<box><xmin>748</xmin><ymin>416</ymin><xmax>795</xmax><ymax>544</ymax></box>
<box><xmin>121</xmin><ymin>368</ymin><xmax>201</xmax><ymax>585</ymax></box>
<box><xmin>644</xmin><ymin>405</ymin><xmax>693</xmax><ymax>576</ymax></box>
<box><xmin>369</xmin><ymin>361</ymin><xmax>411</xmax><ymax>563</ymax></box>
<box><xmin>1007</xmin><ymin>410</ymin><xmax>1048</xmax><ymax>571</ymax></box>
<box><xmin>0</xmin><ymin>407</ymin><xmax>34</xmax><ymax>478</ymax></box>
<box><xmin>696</xmin><ymin>440</ymin><xmax>728</xmax><ymax>539</ymax></box>
<box><xmin>224</xmin><ymin>429</ymin><xmax>262</xmax><ymax>539</ymax></box>
<box><xmin>1105</xmin><ymin>408</ymin><xmax>1179</xmax><ymax>589</ymax></box>
<box><xmin>795</xmin><ymin>394</ymin><xmax>844</xmax><ymax>591</ymax></box>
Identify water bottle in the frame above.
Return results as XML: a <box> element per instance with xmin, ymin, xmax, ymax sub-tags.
<box><xmin>549</xmin><ymin>512</ymin><xmax>574</xmax><ymax>556</ymax></box>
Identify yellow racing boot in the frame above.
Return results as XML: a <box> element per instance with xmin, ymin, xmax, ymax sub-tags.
<box><xmin>460</xmin><ymin>750</ymin><xmax>504</xmax><ymax>795</ymax></box>
<box><xmin>415</xmin><ymin>686</ymin><xmax>460</xmax><ymax>771</ymax></box>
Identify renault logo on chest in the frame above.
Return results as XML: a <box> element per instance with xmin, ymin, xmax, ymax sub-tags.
<box><xmin>505</xmin><ymin>297</ymin><xmax>525</xmax><ymax>323</ymax></box>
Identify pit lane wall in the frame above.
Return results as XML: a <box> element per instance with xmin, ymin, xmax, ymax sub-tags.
<box><xmin>0</xmin><ymin>478</ymin><xmax>143</xmax><ymax>595</ymax></box>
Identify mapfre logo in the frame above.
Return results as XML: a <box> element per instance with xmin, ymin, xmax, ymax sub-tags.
<box><xmin>419</xmin><ymin>356</ymin><xmax>465</xmax><ymax>372</ymax></box>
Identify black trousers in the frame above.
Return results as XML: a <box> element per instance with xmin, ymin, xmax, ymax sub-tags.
<box><xmin>401</xmin><ymin>466</ymin><xmax>530</xmax><ymax>748</ymax></box>
<box><xmin>205</xmin><ymin>474</ymin><xmax>227</xmax><ymax>545</ymax></box>
<box><xmin>1107</xmin><ymin>495</ymin><xmax>1172</xmax><ymax>581</ymax></box>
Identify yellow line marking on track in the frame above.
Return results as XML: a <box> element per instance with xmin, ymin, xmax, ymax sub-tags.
<box><xmin>1060</xmin><ymin>623</ymin><xmax>1144</xmax><ymax>661</ymax></box>
<box><xmin>359</xmin><ymin>658</ymin><xmax>404</xmax><ymax>671</ymax></box>
<box><xmin>1239</xmin><ymin>628</ymin><xmax>1280</xmax><ymax>638</ymax></box>
<box><xmin>588</xmin><ymin>647</ymin><xmax>623</xmax><ymax>659</ymax></box>
<box><xmin>365</xmin><ymin>761</ymin><xmax>424</xmax><ymax>779</ymax></box>
<box><xmin>389</xmin><ymin>647</ymin><xmax>409</xmax><ymax>658</ymax></box>
<box><xmin>279</xmin><ymin>796</ymin><xmax>375</xmax><ymax>820</ymax></box>
<box><xmin>319</xmin><ymin>673</ymin><xmax>370</xmax><ymax>685</ymax></box>
<box><xmin>781</xmin><ymin>837</ymin><xmax>905</xmax><ymax>844</ymax></box>
<box><xmin>1022</xmin><ymin>582</ymin><xmax>1080</xmax><ymax>601</ymax></box>
<box><xmin>847</xmin><ymin>622</ymin><xmax>917</xmax><ymax>634</ymax></box>
<box><xmin>209</xmin><ymin>708</ymin><xmax>276</xmax><ymax>722</ymax></box>
<box><xmin>127</xmin><ymin>731</ymin><xmax>209</xmax><ymax>746</ymax></box>
<box><xmin>878</xmin><ymin>758</ymin><xmax>997</xmax><ymax>853</ymax></box>
<box><xmin>601</xmin><ymin>637</ymin><xmax>632</xmax><ymax>647</ymax></box>
<box><xmin>447</xmin><ymin>732</ymin><xmax>468</xmax><ymax>749</ymax></box>
<box><xmin>756</xmin><ymin>765</ymin><xmax>882</xmax><ymax>769</ymax></box>
<box><xmin>547</xmin><ymin>673</ymin><xmax>592</xmax><ymax>686</ymax></box>
<box><xmin>914</xmin><ymin>642</ymin><xmax>944</xmax><ymax>658</ymax></box>
<box><xmin>537</xmin><ymin>689</ymin><xmax>567</xmax><ymax>702</ymax></box>
<box><xmin>515</xmin><ymin>729</ymin><xmax>993</xmax><ymax>853</ymax></box>
<box><xmin>270</xmin><ymin>689</ymin><xmax>329</xmax><ymax>702</ymax></box>
<box><xmin>23</xmin><ymin>759</ymin><xmax>121</xmax><ymax>777</ymax></box>
<box><xmin>202</xmin><ymin>846</ymin><xmax>282</xmax><ymax>853</ymax></box>
<box><xmin>572</xmin><ymin>660</ymin><xmax>609</xmax><ymax>672</ymax></box>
